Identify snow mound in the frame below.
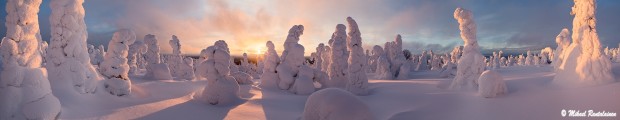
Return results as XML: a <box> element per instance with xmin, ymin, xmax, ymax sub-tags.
<box><xmin>302</xmin><ymin>88</ymin><xmax>374</xmax><ymax>120</ymax></box>
<box><xmin>477</xmin><ymin>70</ymin><xmax>507</xmax><ymax>98</ymax></box>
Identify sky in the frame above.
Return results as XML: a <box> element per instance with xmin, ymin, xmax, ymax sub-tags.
<box><xmin>1</xmin><ymin>0</ymin><xmax>619</xmax><ymax>56</ymax></box>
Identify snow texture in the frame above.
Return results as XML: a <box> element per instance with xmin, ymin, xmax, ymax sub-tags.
<box><xmin>198</xmin><ymin>44</ymin><xmax>241</xmax><ymax>105</ymax></box>
<box><xmin>47</xmin><ymin>0</ymin><xmax>101</xmax><ymax>94</ymax></box>
<box><xmin>449</xmin><ymin>8</ymin><xmax>486</xmax><ymax>90</ymax></box>
<box><xmin>144</xmin><ymin>34</ymin><xmax>173</xmax><ymax>80</ymax></box>
<box><xmin>327</xmin><ymin>24</ymin><xmax>349</xmax><ymax>88</ymax></box>
<box><xmin>302</xmin><ymin>88</ymin><xmax>374</xmax><ymax>120</ymax></box>
<box><xmin>99</xmin><ymin>29</ymin><xmax>136</xmax><ymax>96</ymax></box>
<box><xmin>553</xmin><ymin>0</ymin><xmax>615</xmax><ymax>87</ymax></box>
<box><xmin>477</xmin><ymin>70</ymin><xmax>507</xmax><ymax>98</ymax></box>
<box><xmin>0</xmin><ymin>0</ymin><xmax>61</xmax><ymax>119</ymax></box>
<box><xmin>345</xmin><ymin>17</ymin><xmax>369</xmax><ymax>95</ymax></box>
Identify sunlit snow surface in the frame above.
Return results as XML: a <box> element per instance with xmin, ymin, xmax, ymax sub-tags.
<box><xmin>55</xmin><ymin>64</ymin><xmax>620</xmax><ymax>120</ymax></box>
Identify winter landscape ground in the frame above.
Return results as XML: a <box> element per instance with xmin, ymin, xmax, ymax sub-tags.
<box><xmin>1</xmin><ymin>0</ymin><xmax>620</xmax><ymax>120</ymax></box>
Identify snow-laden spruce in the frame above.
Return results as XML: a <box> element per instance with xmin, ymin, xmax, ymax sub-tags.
<box><xmin>417</xmin><ymin>50</ymin><xmax>430</xmax><ymax>71</ymax></box>
<box><xmin>449</xmin><ymin>7</ymin><xmax>486</xmax><ymax>90</ymax></box>
<box><xmin>373</xmin><ymin>45</ymin><xmax>392</xmax><ymax>80</ymax></box>
<box><xmin>143</xmin><ymin>34</ymin><xmax>173</xmax><ymax>80</ymax></box>
<box><xmin>345</xmin><ymin>17</ymin><xmax>369</xmax><ymax>95</ymax></box>
<box><xmin>553</xmin><ymin>0</ymin><xmax>615</xmax><ymax>87</ymax></box>
<box><xmin>321</xmin><ymin>46</ymin><xmax>331</xmax><ymax>72</ymax></box>
<box><xmin>198</xmin><ymin>45</ymin><xmax>240</xmax><ymax>105</ymax></box>
<box><xmin>128</xmin><ymin>37</ymin><xmax>148</xmax><ymax>75</ymax></box>
<box><xmin>302</xmin><ymin>88</ymin><xmax>374</xmax><ymax>120</ymax></box>
<box><xmin>328</xmin><ymin>24</ymin><xmax>349</xmax><ymax>88</ymax></box>
<box><xmin>167</xmin><ymin>35</ymin><xmax>183</xmax><ymax>78</ymax></box>
<box><xmin>313</xmin><ymin>43</ymin><xmax>325</xmax><ymax>71</ymax></box>
<box><xmin>275</xmin><ymin>25</ymin><xmax>323</xmax><ymax>94</ymax></box>
<box><xmin>478</xmin><ymin>70</ymin><xmax>507</xmax><ymax>98</ymax></box>
<box><xmin>47</xmin><ymin>0</ymin><xmax>101</xmax><ymax>94</ymax></box>
<box><xmin>0</xmin><ymin>0</ymin><xmax>61</xmax><ymax>119</ymax></box>
<box><xmin>99</xmin><ymin>29</ymin><xmax>136</xmax><ymax>96</ymax></box>
<box><xmin>553</xmin><ymin>28</ymin><xmax>571</xmax><ymax>71</ymax></box>
<box><xmin>259</xmin><ymin>41</ymin><xmax>280</xmax><ymax>89</ymax></box>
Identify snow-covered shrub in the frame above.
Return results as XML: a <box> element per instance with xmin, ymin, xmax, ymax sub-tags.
<box><xmin>477</xmin><ymin>70</ymin><xmax>507</xmax><ymax>98</ymax></box>
<box><xmin>47</xmin><ymin>0</ymin><xmax>101</xmax><ymax>94</ymax></box>
<box><xmin>553</xmin><ymin>0</ymin><xmax>615</xmax><ymax>87</ymax></box>
<box><xmin>99</xmin><ymin>29</ymin><xmax>136</xmax><ymax>96</ymax></box>
<box><xmin>199</xmin><ymin>44</ymin><xmax>240</xmax><ymax>105</ymax></box>
<box><xmin>449</xmin><ymin>7</ymin><xmax>486</xmax><ymax>90</ymax></box>
<box><xmin>0</xmin><ymin>0</ymin><xmax>61</xmax><ymax>119</ymax></box>
<box><xmin>302</xmin><ymin>88</ymin><xmax>374</xmax><ymax>120</ymax></box>
<box><xmin>345</xmin><ymin>17</ymin><xmax>369</xmax><ymax>95</ymax></box>
<box><xmin>144</xmin><ymin>34</ymin><xmax>173</xmax><ymax>80</ymax></box>
<box><xmin>327</xmin><ymin>24</ymin><xmax>349</xmax><ymax>88</ymax></box>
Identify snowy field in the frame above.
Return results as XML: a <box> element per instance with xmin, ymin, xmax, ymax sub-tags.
<box><xmin>54</xmin><ymin>63</ymin><xmax>620</xmax><ymax>120</ymax></box>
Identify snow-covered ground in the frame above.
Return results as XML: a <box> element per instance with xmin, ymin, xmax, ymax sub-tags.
<box><xmin>54</xmin><ymin>63</ymin><xmax>620</xmax><ymax>120</ymax></box>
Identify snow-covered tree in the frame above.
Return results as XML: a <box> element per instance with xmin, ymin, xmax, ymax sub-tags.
<box><xmin>477</xmin><ymin>70</ymin><xmax>507</xmax><ymax>98</ymax></box>
<box><xmin>313</xmin><ymin>43</ymin><xmax>325</xmax><ymax>71</ymax></box>
<box><xmin>144</xmin><ymin>34</ymin><xmax>172</xmax><ymax>80</ymax></box>
<box><xmin>373</xmin><ymin>45</ymin><xmax>392</xmax><ymax>79</ymax></box>
<box><xmin>99</xmin><ymin>29</ymin><xmax>136</xmax><ymax>96</ymax></box>
<box><xmin>553</xmin><ymin>0</ymin><xmax>615</xmax><ymax>86</ymax></box>
<box><xmin>198</xmin><ymin>45</ymin><xmax>240</xmax><ymax>105</ymax></box>
<box><xmin>449</xmin><ymin>7</ymin><xmax>486</xmax><ymax>90</ymax></box>
<box><xmin>345</xmin><ymin>17</ymin><xmax>369</xmax><ymax>95</ymax></box>
<box><xmin>276</xmin><ymin>25</ymin><xmax>316</xmax><ymax>93</ymax></box>
<box><xmin>553</xmin><ymin>28</ymin><xmax>571</xmax><ymax>70</ymax></box>
<box><xmin>167</xmin><ymin>35</ymin><xmax>184</xmax><ymax>78</ymax></box>
<box><xmin>259</xmin><ymin>41</ymin><xmax>280</xmax><ymax>89</ymax></box>
<box><xmin>327</xmin><ymin>24</ymin><xmax>349</xmax><ymax>88</ymax></box>
<box><xmin>95</xmin><ymin>45</ymin><xmax>105</xmax><ymax>65</ymax></box>
<box><xmin>321</xmin><ymin>46</ymin><xmax>331</xmax><ymax>72</ymax></box>
<box><xmin>128</xmin><ymin>37</ymin><xmax>148</xmax><ymax>75</ymax></box>
<box><xmin>302</xmin><ymin>88</ymin><xmax>374</xmax><ymax>120</ymax></box>
<box><xmin>524</xmin><ymin>50</ymin><xmax>533</xmax><ymax>66</ymax></box>
<box><xmin>417</xmin><ymin>50</ymin><xmax>430</xmax><ymax>71</ymax></box>
<box><xmin>0</xmin><ymin>0</ymin><xmax>61</xmax><ymax>119</ymax></box>
<box><xmin>47</xmin><ymin>0</ymin><xmax>101</xmax><ymax>94</ymax></box>
<box><xmin>180</xmin><ymin>57</ymin><xmax>196</xmax><ymax>80</ymax></box>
